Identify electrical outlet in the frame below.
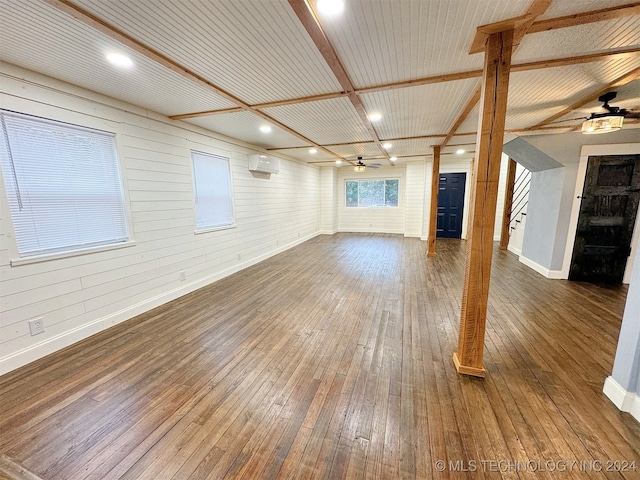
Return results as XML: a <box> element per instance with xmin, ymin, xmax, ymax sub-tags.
<box><xmin>237</xmin><ymin>253</ymin><xmax>241</xmax><ymax>261</ymax></box>
<box><xmin>29</xmin><ymin>317</ymin><xmax>45</xmax><ymax>336</ymax></box>
<box><xmin>179</xmin><ymin>270</ymin><xmax>186</xmax><ymax>281</ymax></box>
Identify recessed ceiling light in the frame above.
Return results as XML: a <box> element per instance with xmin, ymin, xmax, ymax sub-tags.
<box><xmin>316</xmin><ymin>0</ymin><xmax>344</xmax><ymax>15</ymax></box>
<box><xmin>336</xmin><ymin>160</ymin><xmax>342</xmax><ymax>165</ymax></box>
<box><xmin>369</xmin><ymin>113</ymin><xmax>382</xmax><ymax>122</ymax></box>
<box><xmin>390</xmin><ymin>156</ymin><xmax>397</xmax><ymax>162</ymax></box>
<box><xmin>106</xmin><ymin>53</ymin><xmax>133</xmax><ymax>68</ymax></box>
<box><xmin>456</xmin><ymin>149</ymin><xmax>465</xmax><ymax>155</ymax></box>
<box><xmin>309</xmin><ymin>148</ymin><xmax>318</xmax><ymax>154</ymax></box>
<box><xmin>383</xmin><ymin>142</ymin><xmax>392</xmax><ymax>150</ymax></box>
<box><xmin>259</xmin><ymin>125</ymin><xmax>272</xmax><ymax>133</ymax></box>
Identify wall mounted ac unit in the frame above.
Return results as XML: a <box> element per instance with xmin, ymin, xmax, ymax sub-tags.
<box><xmin>248</xmin><ymin>154</ymin><xmax>280</xmax><ymax>174</ymax></box>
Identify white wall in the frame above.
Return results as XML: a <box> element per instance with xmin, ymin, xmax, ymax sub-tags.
<box><xmin>0</xmin><ymin>65</ymin><xmax>320</xmax><ymax>374</ymax></box>
<box><xmin>405</xmin><ymin>161</ymin><xmax>426</xmax><ymax>238</ymax></box>
<box><xmin>319</xmin><ymin>167</ymin><xmax>338</xmax><ymax>234</ymax></box>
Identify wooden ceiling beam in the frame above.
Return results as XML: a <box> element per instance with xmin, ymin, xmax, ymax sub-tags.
<box><xmin>169</xmin><ymin>107</ymin><xmax>244</xmax><ymax>120</ymax></box>
<box><xmin>470</xmin><ymin>2</ymin><xmax>640</xmax><ymax>54</ymax></box>
<box><xmin>42</xmin><ymin>0</ymin><xmax>349</xmax><ymax>163</ymax></box>
<box><xmin>527</xmin><ymin>2</ymin><xmax>640</xmax><ymax>34</ymax></box>
<box><xmin>447</xmin><ymin>0</ymin><xmax>552</xmax><ymax>146</ymax></box>
<box><xmin>169</xmin><ymin>48</ymin><xmax>639</xmax><ymax>120</ymax></box>
<box><xmin>440</xmin><ymin>85</ymin><xmax>482</xmax><ymax>148</ymax></box>
<box><xmin>288</xmin><ymin>0</ymin><xmax>393</xmax><ymax>165</ymax></box>
<box><xmin>528</xmin><ymin>66</ymin><xmax>640</xmax><ymax>129</ymax></box>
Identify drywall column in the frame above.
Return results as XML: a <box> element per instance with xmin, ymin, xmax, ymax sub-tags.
<box><xmin>604</xmin><ymin>247</ymin><xmax>640</xmax><ymax>421</ymax></box>
<box><xmin>499</xmin><ymin>157</ymin><xmax>517</xmax><ymax>249</ymax></box>
<box><xmin>427</xmin><ymin>145</ymin><xmax>441</xmax><ymax>256</ymax></box>
<box><xmin>454</xmin><ymin>29</ymin><xmax>514</xmax><ymax>377</ymax></box>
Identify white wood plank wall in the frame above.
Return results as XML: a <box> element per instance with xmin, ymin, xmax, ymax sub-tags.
<box><xmin>0</xmin><ymin>65</ymin><xmax>320</xmax><ymax>373</ymax></box>
<box><xmin>319</xmin><ymin>167</ymin><xmax>338</xmax><ymax>234</ymax></box>
<box><xmin>404</xmin><ymin>161</ymin><xmax>426</xmax><ymax>238</ymax></box>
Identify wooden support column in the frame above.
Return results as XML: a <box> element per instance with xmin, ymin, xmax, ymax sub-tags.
<box><xmin>466</xmin><ymin>157</ymin><xmax>475</xmax><ymax>238</ymax></box>
<box><xmin>499</xmin><ymin>157</ymin><xmax>517</xmax><ymax>250</ymax></box>
<box><xmin>427</xmin><ymin>145</ymin><xmax>441</xmax><ymax>256</ymax></box>
<box><xmin>454</xmin><ymin>29</ymin><xmax>514</xmax><ymax>377</ymax></box>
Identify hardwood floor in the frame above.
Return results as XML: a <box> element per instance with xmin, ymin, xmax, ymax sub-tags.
<box><xmin>1</xmin><ymin>234</ymin><xmax>639</xmax><ymax>479</ymax></box>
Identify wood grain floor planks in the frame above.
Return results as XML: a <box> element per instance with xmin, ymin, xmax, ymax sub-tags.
<box><xmin>0</xmin><ymin>234</ymin><xmax>638</xmax><ymax>479</ymax></box>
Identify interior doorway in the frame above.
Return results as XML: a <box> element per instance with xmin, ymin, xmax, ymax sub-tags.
<box><xmin>569</xmin><ymin>154</ymin><xmax>640</xmax><ymax>284</ymax></box>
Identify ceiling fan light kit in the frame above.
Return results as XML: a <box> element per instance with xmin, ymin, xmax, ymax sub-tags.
<box><xmin>581</xmin><ymin>91</ymin><xmax>636</xmax><ymax>135</ymax></box>
<box><xmin>581</xmin><ymin>115</ymin><xmax>623</xmax><ymax>134</ymax></box>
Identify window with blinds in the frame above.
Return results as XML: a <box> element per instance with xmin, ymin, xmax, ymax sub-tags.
<box><xmin>191</xmin><ymin>150</ymin><xmax>234</xmax><ymax>232</ymax></box>
<box><xmin>0</xmin><ymin>110</ymin><xmax>129</xmax><ymax>258</ymax></box>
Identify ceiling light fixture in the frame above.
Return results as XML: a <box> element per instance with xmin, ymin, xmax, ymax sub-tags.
<box><xmin>390</xmin><ymin>156</ymin><xmax>397</xmax><ymax>162</ymax></box>
<box><xmin>368</xmin><ymin>113</ymin><xmax>382</xmax><ymax>122</ymax></box>
<box><xmin>581</xmin><ymin>115</ymin><xmax>624</xmax><ymax>134</ymax></box>
<box><xmin>106</xmin><ymin>53</ymin><xmax>133</xmax><ymax>68</ymax></box>
<box><xmin>582</xmin><ymin>92</ymin><xmax>627</xmax><ymax>135</ymax></box>
<box><xmin>336</xmin><ymin>160</ymin><xmax>342</xmax><ymax>165</ymax></box>
<box><xmin>316</xmin><ymin>0</ymin><xmax>344</xmax><ymax>15</ymax></box>
<box><xmin>354</xmin><ymin>164</ymin><xmax>366</xmax><ymax>173</ymax></box>
<box><xmin>259</xmin><ymin>125</ymin><xmax>272</xmax><ymax>133</ymax></box>
<box><xmin>309</xmin><ymin>148</ymin><xmax>318</xmax><ymax>154</ymax></box>
<box><xmin>456</xmin><ymin>149</ymin><xmax>465</xmax><ymax>155</ymax></box>
<box><xmin>382</xmin><ymin>142</ymin><xmax>392</xmax><ymax>150</ymax></box>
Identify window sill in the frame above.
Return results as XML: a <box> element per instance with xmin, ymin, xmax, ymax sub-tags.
<box><xmin>10</xmin><ymin>240</ymin><xmax>137</xmax><ymax>267</ymax></box>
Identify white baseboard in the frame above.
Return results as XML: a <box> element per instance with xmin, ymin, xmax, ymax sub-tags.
<box><xmin>507</xmin><ymin>244</ymin><xmax>521</xmax><ymax>256</ymax></box>
<box><xmin>518</xmin><ymin>254</ymin><xmax>564</xmax><ymax>279</ymax></box>
<box><xmin>318</xmin><ymin>229</ymin><xmax>338</xmax><ymax>235</ymax></box>
<box><xmin>0</xmin><ymin>232</ymin><xmax>319</xmax><ymax>376</ymax></box>
<box><xmin>603</xmin><ymin>376</ymin><xmax>640</xmax><ymax>423</ymax></box>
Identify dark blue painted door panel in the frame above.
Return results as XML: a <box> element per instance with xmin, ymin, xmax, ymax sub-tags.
<box><xmin>436</xmin><ymin>172</ymin><xmax>466</xmax><ymax>239</ymax></box>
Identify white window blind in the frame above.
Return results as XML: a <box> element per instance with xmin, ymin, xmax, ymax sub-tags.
<box><xmin>191</xmin><ymin>150</ymin><xmax>234</xmax><ymax>231</ymax></box>
<box><xmin>0</xmin><ymin>111</ymin><xmax>129</xmax><ymax>258</ymax></box>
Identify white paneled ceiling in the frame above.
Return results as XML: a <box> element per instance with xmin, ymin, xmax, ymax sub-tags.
<box><xmin>514</xmin><ymin>16</ymin><xmax>640</xmax><ymax>63</ymax></box>
<box><xmin>319</xmin><ymin>0</ymin><xmax>530</xmax><ymax>87</ymax></box>
<box><xmin>539</xmin><ymin>0</ymin><xmax>637</xmax><ymax>19</ymax></box>
<box><xmin>263</xmin><ymin>97</ymin><xmax>373</xmax><ymax>146</ymax></box>
<box><xmin>185</xmin><ymin>111</ymin><xmax>310</xmax><ymax>150</ymax></box>
<box><xmin>0</xmin><ymin>0</ymin><xmax>238</xmax><ymax>116</ymax></box>
<box><xmin>0</xmin><ymin>0</ymin><xmax>638</xmax><ymax>164</ymax></box>
<box><xmin>73</xmin><ymin>0</ymin><xmax>344</xmax><ymax>105</ymax></box>
<box><xmin>507</xmin><ymin>56</ymin><xmax>640</xmax><ymax>130</ymax></box>
<box><xmin>360</xmin><ymin>79</ymin><xmax>481</xmax><ymax>139</ymax></box>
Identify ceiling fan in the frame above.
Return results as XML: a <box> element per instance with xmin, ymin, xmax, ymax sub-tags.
<box><xmin>349</xmin><ymin>155</ymin><xmax>381</xmax><ymax>170</ymax></box>
<box><xmin>582</xmin><ymin>91</ymin><xmax>640</xmax><ymax>134</ymax></box>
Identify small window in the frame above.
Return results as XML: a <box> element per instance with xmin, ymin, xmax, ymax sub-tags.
<box><xmin>191</xmin><ymin>150</ymin><xmax>234</xmax><ymax>231</ymax></box>
<box><xmin>345</xmin><ymin>179</ymin><xmax>399</xmax><ymax>207</ymax></box>
<box><xmin>0</xmin><ymin>110</ymin><xmax>129</xmax><ymax>258</ymax></box>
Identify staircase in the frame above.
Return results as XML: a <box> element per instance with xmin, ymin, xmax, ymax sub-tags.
<box><xmin>507</xmin><ymin>166</ymin><xmax>531</xmax><ymax>255</ymax></box>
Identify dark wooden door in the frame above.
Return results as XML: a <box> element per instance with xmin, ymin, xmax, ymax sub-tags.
<box><xmin>569</xmin><ymin>154</ymin><xmax>640</xmax><ymax>284</ymax></box>
<box><xmin>436</xmin><ymin>172</ymin><xmax>466</xmax><ymax>238</ymax></box>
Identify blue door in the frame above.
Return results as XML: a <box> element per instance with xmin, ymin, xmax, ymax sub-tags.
<box><xmin>436</xmin><ymin>172</ymin><xmax>466</xmax><ymax>238</ymax></box>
